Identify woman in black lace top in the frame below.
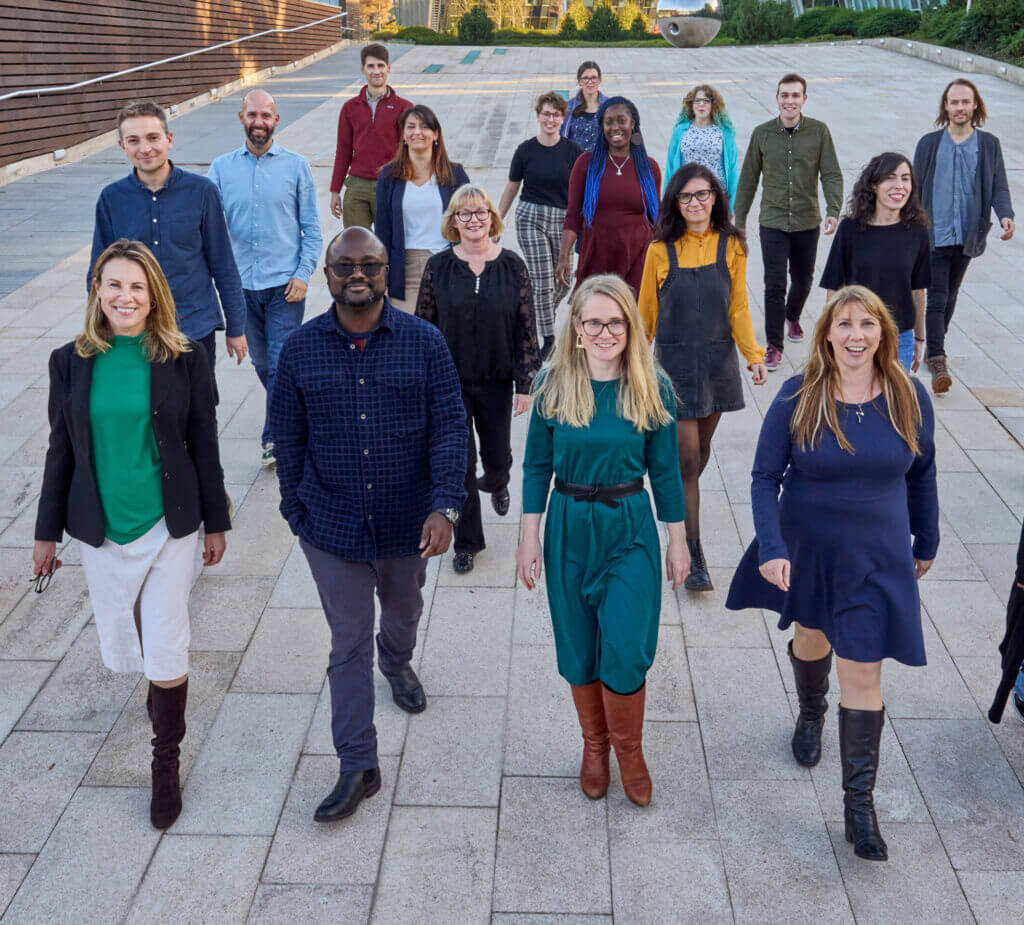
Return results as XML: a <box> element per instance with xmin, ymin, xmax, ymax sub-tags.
<box><xmin>416</xmin><ymin>183</ymin><xmax>541</xmax><ymax>575</ymax></box>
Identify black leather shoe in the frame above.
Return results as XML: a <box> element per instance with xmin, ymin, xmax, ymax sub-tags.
<box><xmin>384</xmin><ymin>664</ymin><xmax>427</xmax><ymax>713</ymax></box>
<box><xmin>492</xmin><ymin>486</ymin><xmax>510</xmax><ymax>516</ymax></box>
<box><xmin>453</xmin><ymin>551</ymin><xmax>475</xmax><ymax>574</ymax></box>
<box><xmin>684</xmin><ymin>538</ymin><xmax>713</xmax><ymax>591</ymax></box>
<box><xmin>314</xmin><ymin>767</ymin><xmax>381</xmax><ymax>822</ymax></box>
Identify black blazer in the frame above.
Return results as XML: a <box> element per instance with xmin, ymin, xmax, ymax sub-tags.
<box><xmin>35</xmin><ymin>340</ymin><xmax>231</xmax><ymax>548</ymax></box>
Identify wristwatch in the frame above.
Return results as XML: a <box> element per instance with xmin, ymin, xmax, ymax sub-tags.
<box><xmin>435</xmin><ymin>508</ymin><xmax>460</xmax><ymax>526</ymax></box>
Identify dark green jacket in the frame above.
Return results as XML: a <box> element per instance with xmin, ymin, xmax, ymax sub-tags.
<box><xmin>734</xmin><ymin>116</ymin><xmax>843</xmax><ymax>232</ymax></box>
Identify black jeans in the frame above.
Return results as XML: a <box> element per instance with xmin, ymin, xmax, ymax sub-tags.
<box><xmin>759</xmin><ymin>225</ymin><xmax>820</xmax><ymax>351</ymax></box>
<box><xmin>925</xmin><ymin>245</ymin><xmax>972</xmax><ymax>358</ymax></box>
<box><xmin>197</xmin><ymin>330</ymin><xmax>220</xmax><ymax>406</ymax></box>
<box><xmin>456</xmin><ymin>380</ymin><xmax>514</xmax><ymax>555</ymax></box>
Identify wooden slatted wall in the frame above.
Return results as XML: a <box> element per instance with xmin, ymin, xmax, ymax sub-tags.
<box><xmin>0</xmin><ymin>0</ymin><xmax>359</xmax><ymax>168</ymax></box>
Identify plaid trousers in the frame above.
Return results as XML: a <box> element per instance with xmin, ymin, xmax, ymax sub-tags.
<box><xmin>515</xmin><ymin>201</ymin><xmax>569</xmax><ymax>338</ymax></box>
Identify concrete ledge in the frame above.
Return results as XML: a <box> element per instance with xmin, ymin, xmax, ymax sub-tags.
<box><xmin>852</xmin><ymin>37</ymin><xmax>1024</xmax><ymax>87</ymax></box>
<box><xmin>0</xmin><ymin>39</ymin><xmax>351</xmax><ymax>188</ymax></box>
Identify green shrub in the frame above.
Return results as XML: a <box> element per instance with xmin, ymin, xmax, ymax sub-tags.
<box><xmin>566</xmin><ymin>0</ymin><xmax>591</xmax><ymax>30</ymax></box>
<box><xmin>792</xmin><ymin>7</ymin><xmax>859</xmax><ymax>37</ymax></box>
<box><xmin>856</xmin><ymin>8</ymin><xmax>920</xmax><ymax>37</ymax></box>
<box><xmin>710</xmin><ymin>34</ymin><xmax>740</xmax><ymax>44</ymax></box>
<box><xmin>732</xmin><ymin>0</ymin><xmax>793</xmax><ymax>43</ymax></box>
<box><xmin>558</xmin><ymin>13</ymin><xmax>581</xmax><ymax>37</ymax></box>
<box><xmin>585</xmin><ymin>4</ymin><xmax>626</xmax><ymax>40</ymax></box>
<box><xmin>457</xmin><ymin>5</ymin><xmax>495</xmax><ymax>43</ymax></box>
<box><xmin>370</xmin><ymin>29</ymin><xmax>399</xmax><ymax>40</ymax></box>
<box><xmin>628</xmin><ymin>12</ymin><xmax>650</xmax><ymax>36</ymax></box>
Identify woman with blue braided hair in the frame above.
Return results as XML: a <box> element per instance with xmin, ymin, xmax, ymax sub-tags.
<box><xmin>557</xmin><ymin>97</ymin><xmax>661</xmax><ymax>296</ymax></box>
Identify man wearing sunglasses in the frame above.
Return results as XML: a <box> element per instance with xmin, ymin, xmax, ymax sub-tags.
<box><xmin>269</xmin><ymin>227</ymin><xmax>466</xmax><ymax>823</ymax></box>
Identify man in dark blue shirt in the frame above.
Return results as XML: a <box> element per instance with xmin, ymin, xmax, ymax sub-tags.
<box><xmin>90</xmin><ymin>101</ymin><xmax>247</xmax><ymax>403</ymax></box>
<box><xmin>269</xmin><ymin>227</ymin><xmax>466</xmax><ymax>823</ymax></box>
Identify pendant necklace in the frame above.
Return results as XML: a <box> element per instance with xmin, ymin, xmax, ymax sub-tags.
<box><xmin>608</xmin><ymin>152</ymin><xmax>630</xmax><ymax>176</ymax></box>
<box><xmin>845</xmin><ymin>380</ymin><xmax>874</xmax><ymax>424</ymax></box>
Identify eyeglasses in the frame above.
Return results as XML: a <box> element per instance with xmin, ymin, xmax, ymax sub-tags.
<box><xmin>693</xmin><ymin>97</ymin><xmax>714</xmax><ymax>105</ymax></box>
<box><xmin>580</xmin><ymin>76</ymin><xmax>600</xmax><ymax>84</ymax></box>
<box><xmin>539</xmin><ymin>111</ymin><xmax>564</xmax><ymax>120</ymax></box>
<box><xmin>28</xmin><ymin>569</ymin><xmax>56</xmax><ymax>594</ymax></box>
<box><xmin>678</xmin><ymin>189</ymin><xmax>714</xmax><ymax>204</ymax></box>
<box><xmin>327</xmin><ymin>261</ymin><xmax>386</xmax><ymax>278</ymax></box>
<box><xmin>581</xmin><ymin>319</ymin><xmax>627</xmax><ymax>336</ymax></box>
<box><xmin>455</xmin><ymin>209</ymin><xmax>491</xmax><ymax>223</ymax></box>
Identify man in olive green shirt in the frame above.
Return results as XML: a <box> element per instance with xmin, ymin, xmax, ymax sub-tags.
<box><xmin>734</xmin><ymin>73</ymin><xmax>843</xmax><ymax>368</ymax></box>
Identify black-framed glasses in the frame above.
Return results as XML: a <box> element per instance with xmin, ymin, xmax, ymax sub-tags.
<box><xmin>28</xmin><ymin>570</ymin><xmax>55</xmax><ymax>594</ymax></box>
<box><xmin>455</xmin><ymin>209</ymin><xmax>491</xmax><ymax>223</ymax></box>
<box><xmin>678</xmin><ymin>189</ymin><xmax>714</xmax><ymax>204</ymax></box>
<box><xmin>581</xmin><ymin>319</ymin><xmax>627</xmax><ymax>336</ymax></box>
<box><xmin>580</xmin><ymin>76</ymin><xmax>600</xmax><ymax>84</ymax></box>
<box><xmin>327</xmin><ymin>261</ymin><xmax>386</xmax><ymax>278</ymax></box>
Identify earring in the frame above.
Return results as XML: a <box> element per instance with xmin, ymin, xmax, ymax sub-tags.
<box><xmin>576</xmin><ymin>333</ymin><xmax>584</xmax><ymax>349</ymax></box>
<box><xmin>630</xmin><ymin>131</ymin><xmax>643</xmax><ymax>147</ymax></box>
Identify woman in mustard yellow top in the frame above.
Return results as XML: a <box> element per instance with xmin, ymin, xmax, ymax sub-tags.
<box><xmin>638</xmin><ymin>164</ymin><xmax>767</xmax><ymax>590</ymax></box>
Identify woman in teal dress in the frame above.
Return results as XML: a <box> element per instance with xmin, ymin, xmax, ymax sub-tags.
<box><xmin>516</xmin><ymin>274</ymin><xmax>688</xmax><ymax>807</ymax></box>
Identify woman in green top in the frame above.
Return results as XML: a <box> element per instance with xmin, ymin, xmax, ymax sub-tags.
<box><xmin>516</xmin><ymin>274</ymin><xmax>688</xmax><ymax>807</ymax></box>
<box><xmin>33</xmin><ymin>239</ymin><xmax>230</xmax><ymax>830</ymax></box>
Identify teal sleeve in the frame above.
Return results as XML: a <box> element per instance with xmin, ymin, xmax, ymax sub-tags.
<box><xmin>664</xmin><ymin>123</ymin><xmax>685</xmax><ymax>194</ymax></box>
<box><xmin>522</xmin><ymin>401</ymin><xmax>555</xmax><ymax>514</ymax></box>
<box><xmin>645</xmin><ymin>385</ymin><xmax>685</xmax><ymax>522</ymax></box>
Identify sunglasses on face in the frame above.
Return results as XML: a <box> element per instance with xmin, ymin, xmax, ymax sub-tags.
<box><xmin>327</xmin><ymin>261</ymin><xmax>386</xmax><ymax>278</ymax></box>
<box><xmin>678</xmin><ymin>190</ymin><xmax>714</xmax><ymax>204</ymax></box>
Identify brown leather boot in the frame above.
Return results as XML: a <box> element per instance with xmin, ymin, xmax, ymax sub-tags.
<box><xmin>926</xmin><ymin>355</ymin><xmax>952</xmax><ymax>394</ymax></box>
<box><xmin>602</xmin><ymin>683</ymin><xmax>652</xmax><ymax>806</ymax></box>
<box><xmin>570</xmin><ymin>682</ymin><xmax>610</xmax><ymax>798</ymax></box>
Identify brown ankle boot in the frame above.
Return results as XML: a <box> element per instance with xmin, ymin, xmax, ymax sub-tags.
<box><xmin>926</xmin><ymin>356</ymin><xmax>952</xmax><ymax>394</ymax></box>
<box><xmin>601</xmin><ymin>683</ymin><xmax>652</xmax><ymax>806</ymax></box>
<box><xmin>570</xmin><ymin>682</ymin><xmax>610</xmax><ymax>798</ymax></box>
<box><xmin>150</xmin><ymin>680</ymin><xmax>188</xmax><ymax>829</ymax></box>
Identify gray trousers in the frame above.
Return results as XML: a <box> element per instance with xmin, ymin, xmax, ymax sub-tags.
<box><xmin>300</xmin><ymin>540</ymin><xmax>428</xmax><ymax>771</ymax></box>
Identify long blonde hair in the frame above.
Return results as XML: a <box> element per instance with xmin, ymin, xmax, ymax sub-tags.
<box><xmin>790</xmin><ymin>285</ymin><xmax>921</xmax><ymax>455</ymax></box>
<box><xmin>534</xmin><ymin>275</ymin><xmax>672</xmax><ymax>432</ymax></box>
<box><xmin>77</xmin><ymin>239</ymin><xmax>191</xmax><ymax>363</ymax></box>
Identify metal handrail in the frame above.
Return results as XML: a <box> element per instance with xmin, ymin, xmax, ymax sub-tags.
<box><xmin>0</xmin><ymin>12</ymin><xmax>349</xmax><ymax>103</ymax></box>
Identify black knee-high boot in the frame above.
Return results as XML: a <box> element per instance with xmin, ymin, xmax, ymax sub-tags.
<box><xmin>788</xmin><ymin>641</ymin><xmax>832</xmax><ymax>767</ymax></box>
<box><xmin>149</xmin><ymin>680</ymin><xmax>188</xmax><ymax>829</ymax></box>
<box><xmin>839</xmin><ymin>705</ymin><xmax>888</xmax><ymax>861</ymax></box>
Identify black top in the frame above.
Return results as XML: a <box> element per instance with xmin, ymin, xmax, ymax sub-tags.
<box><xmin>819</xmin><ymin>219</ymin><xmax>932</xmax><ymax>332</ymax></box>
<box><xmin>415</xmin><ymin>248</ymin><xmax>541</xmax><ymax>394</ymax></box>
<box><xmin>36</xmin><ymin>340</ymin><xmax>230</xmax><ymax>548</ymax></box>
<box><xmin>509</xmin><ymin>137</ymin><xmax>583</xmax><ymax>209</ymax></box>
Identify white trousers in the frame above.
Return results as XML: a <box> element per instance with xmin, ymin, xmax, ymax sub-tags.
<box><xmin>79</xmin><ymin>518</ymin><xmax>199</xmax><ymax>681</ymax></box>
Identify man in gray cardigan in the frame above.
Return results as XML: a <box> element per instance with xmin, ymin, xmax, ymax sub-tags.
<box><xmin>914</xmin><ymin>78</ymin><xmax>1015</xmax><ymax>394</ymax></box>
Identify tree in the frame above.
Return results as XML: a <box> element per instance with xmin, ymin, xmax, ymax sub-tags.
<box><xmin>585</xmin><ymin>2</ymin><xmax>625</xmax><ymax>40</ymax></box>
<box><xmin>458</xmin><ymin>4</ymin><xmax>496</xmax><ymax>42</ymax></box>
<box><xmin>628</xmin><ymin>10</ymin><xmax>650</xmax><ymax>35</ymax></box>
<box><xmin>566</xmin><ymin>0</ymin><xmax>591</xmax><ymax>30</ymax></box>
<box><xmin>617</xmin><ymin>1</ymin><xmax>645</xmax><ymax>31</ymax></box>
<box><xmin>360</xmin><ymin>0</ymin><xmax>396</xmax><ymax>32</ymax></box>
<box><xmin>558</xmin><ymin>12</ymin><xmax>581</xmax><ymax>36</ymax></box>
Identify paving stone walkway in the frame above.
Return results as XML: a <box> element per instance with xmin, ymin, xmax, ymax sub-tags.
<box><xmin>1</xmin><ymin>42</ymin><xmax>1023</xmax><ymax>924</ymax></box>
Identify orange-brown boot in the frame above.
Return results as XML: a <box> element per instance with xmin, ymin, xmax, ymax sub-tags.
<box><xmin>570</xmin><ymin>682</ymin><xmax>610</xmax><ymax>798</ymax></box>
<box><xmin>602</xmin><ymin>683</ymin><xmax>652</xmax><ymax>806</ymax></box>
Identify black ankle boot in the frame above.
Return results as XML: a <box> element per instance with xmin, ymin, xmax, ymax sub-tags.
<box><xmin>684</xmin><ymin>538</ymin><xmax>713</xmax><ymax>591</ymax></box>
<box><xmin>839</xmin><ymin>705</ymin><xmax>888</xmax><ymax>861</ymax></box>
<box><xmin>788</xmin><ymin>641</ymin><xmax>831</xmax><ymax>767</ymax></box>
<box><xmin>150</xmin><ymin>680</ymin><xmax>188</xmax><ymax>829</ymax></box>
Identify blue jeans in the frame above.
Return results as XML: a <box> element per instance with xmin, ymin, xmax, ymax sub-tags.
<box><xmin>1014</xmin><ymin>664</ymin><xmax>1024</xmax><ymax>702</ymax></box>
<box><xmin>244</xmin><ymin>285</ymin><xmax>305</xmax><ymax>445</ymax></box>
<box><xmin>897</xmin><ymin>331</ymin><xmax>913</xmax><ymax>370</ymax></box>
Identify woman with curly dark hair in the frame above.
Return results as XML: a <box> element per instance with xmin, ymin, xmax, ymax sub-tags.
<box><xmin>638</xmin><ymin>165</ymin><xmax>766</xmax><ymax>590</ymax></box>
<box><xmin>819</xmin><ymin>152</ymin><xmax>931</xmax><ymax>371</ymax></box>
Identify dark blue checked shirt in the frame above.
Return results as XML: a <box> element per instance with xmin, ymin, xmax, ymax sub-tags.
<box><xmin>269</xmin><ymin>301</ymin><xmax>467</xmax><ymax>562</ymax></box>
<box><xmin>90</xmin><ymin>164</ymin><xmax>246</xmax><ymax>339</ymax></box>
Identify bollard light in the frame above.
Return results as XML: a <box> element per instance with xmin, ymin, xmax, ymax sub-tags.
<box><xmin>53</xmin><ymin>148</ymin><xmax>66</xmax><ymax>161</ymax></box>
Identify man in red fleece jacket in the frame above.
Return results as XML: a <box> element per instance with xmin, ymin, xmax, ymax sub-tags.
<box><xmin>329</xmin><ymin>44</ymin><xmax>412</xmax><ymax>230</ymax></box>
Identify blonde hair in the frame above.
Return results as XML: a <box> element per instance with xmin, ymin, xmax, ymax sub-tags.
<box><xmin>441</xmin><ymin>184</ymin><xmax>503</xmax><ymax>241</ymax></box>
<box><xmin>790</xmin><ymin>285</ymin><xmax>921</xmax><ymax>455</ymax></box>
<box><xmin>77</xmin><ymin>239</ymin><xmax>191</xmax><ymax>363</ymax></box>
<box><xmin>534</xmin><ymin>274</ymin><xmax>673</xmax><ymax>432</ymax></box>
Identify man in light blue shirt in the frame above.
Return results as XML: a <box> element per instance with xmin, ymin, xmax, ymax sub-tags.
<box><xmin>209</xmin><ymin>89</ymin><xmax>323</xmax><ymax>465</ymax></box>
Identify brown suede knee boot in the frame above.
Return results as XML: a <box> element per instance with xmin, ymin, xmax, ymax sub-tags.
<box><xmin>570</xmin><ymin>682</ymin><xmax>610</xmax><ymax>798</ymax></box>
<box><xmin>601</xmin><ymin>683</ymin><xmax>652</xmax><ymax>806</ymax></box>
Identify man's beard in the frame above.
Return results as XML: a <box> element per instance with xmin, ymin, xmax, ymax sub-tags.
<box><xmin>335</xmin><ymin>281</ymin><xmax>383</xmax><ymax>310</ymax></box>
<box><xmin>246</xmin><ymin>124</ymin><xmax>274</xmax><ymax>146</ymax></box>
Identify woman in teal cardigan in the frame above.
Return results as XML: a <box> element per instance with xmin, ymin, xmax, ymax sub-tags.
<box><xmin>664</xmin><ymin>84</ymin><xmax>739</xmax><ymax>213</ymax></box>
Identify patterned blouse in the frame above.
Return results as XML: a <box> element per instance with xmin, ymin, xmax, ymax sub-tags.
<box><xmin>680</xmin><ymin>124</ymin><xmax>725</xmax><ymax>188</ymax></box>
<box><xmin>569</xmin><ymin>111</ymin><xmax>600</xmax><ymax>153</ymax></box>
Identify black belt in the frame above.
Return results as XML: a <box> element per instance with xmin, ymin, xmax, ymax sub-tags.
<box><xmin>554</xmin><ymin>477</ymin><xmax>643</xmax><ymax>509</ymax></box>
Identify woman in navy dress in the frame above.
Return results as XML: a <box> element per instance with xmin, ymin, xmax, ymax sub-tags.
<box><xmin>727</xmin><ymin>284</ymin><xmax>938</xmax><ymax>863</ymax></box>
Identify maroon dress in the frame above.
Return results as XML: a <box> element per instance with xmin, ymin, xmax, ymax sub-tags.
<box><xmin>564</xmin><ymin>152</ymin><xmax>661</xmax><ymax>295</ymax></box>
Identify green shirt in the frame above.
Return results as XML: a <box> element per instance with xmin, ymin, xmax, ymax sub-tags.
<box><xmin>733</xmin><ymin>116</ymin><xmax>843</xmax><ymax>233</ymax></box>
<box><xmin>89</xmin><ymin>335</ymin><xmax>164</xmax><ymax>544</ymax></box>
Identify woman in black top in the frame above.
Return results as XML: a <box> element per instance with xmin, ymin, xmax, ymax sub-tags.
<box><xmin>820</xmin><ymin>152</ymin><xmax>931</xmax><ymax>372</ymax></box>
<box><xmin>416</xmin><ymin>184</ymin><xmax>541</xmax><ymax>574</ymax></box>
<box><xmin>499</xmin><ymin>92</ymin><xmax>583</xmax><ymax>360</ymax></box>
